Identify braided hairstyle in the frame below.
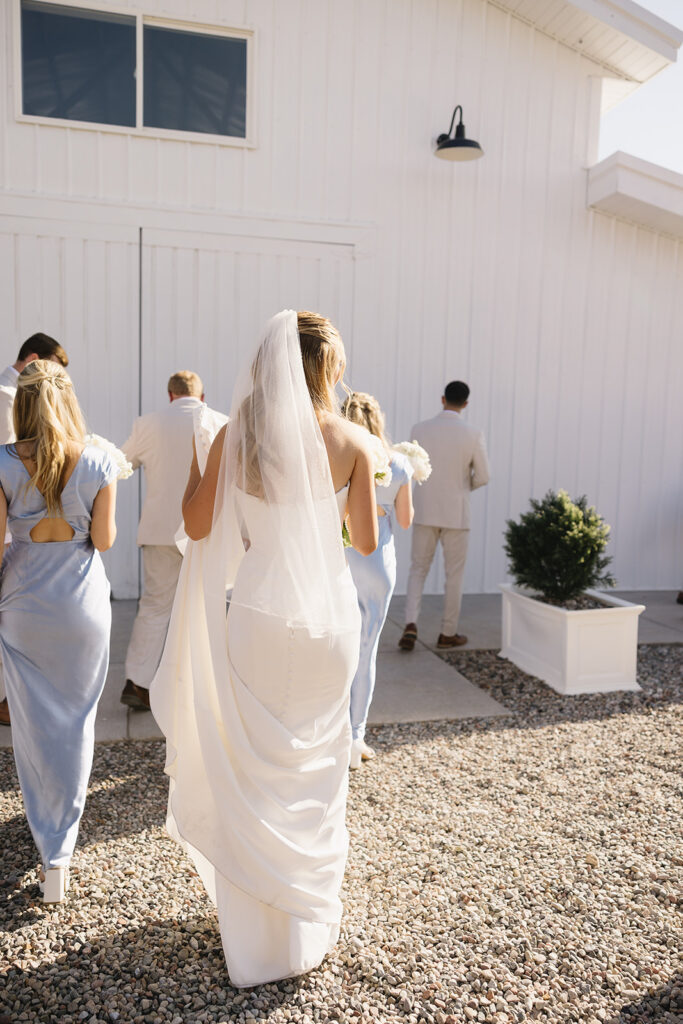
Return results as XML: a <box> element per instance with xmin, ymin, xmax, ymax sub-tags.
<box><xmin>341</xmin><ymin>390</ymin><xmax>390</xmax><ymax>448</ymax></box>
<box><xmin>13</xmin><ymin>359</ymin><xmax>87</xmax><ymax>516</ymax></box>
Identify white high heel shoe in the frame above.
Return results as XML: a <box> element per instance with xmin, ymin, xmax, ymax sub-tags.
<box><xmin>349</xmin><ymin>738</ymin><xmax>376</xmax><ymax>770</ymax></box>
<box><xmin>39</xmin><ymin>865</ymin><xmax>69</xmax><ymax>904</ymax></box>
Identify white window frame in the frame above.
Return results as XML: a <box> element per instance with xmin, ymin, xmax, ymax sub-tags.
<box><xmin>13</xmin><ymin>0</ymin><xmax>256</xmax><ymax>148</ymax></box>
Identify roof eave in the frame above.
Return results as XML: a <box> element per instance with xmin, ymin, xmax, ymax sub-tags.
<box><xmin>489</xmin><ymin>0</ymin><xmax>683</xmax><ymax>82</ymax></box>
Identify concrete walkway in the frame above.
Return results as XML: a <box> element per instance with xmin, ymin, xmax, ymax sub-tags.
<box><xmin>1</xmin><ymin>591</ymin><xmax>681</xmax><ymax>747</ymax></box>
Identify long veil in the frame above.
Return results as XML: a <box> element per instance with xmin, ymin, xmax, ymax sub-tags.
<box><xmin>209</xmin><ymin>308</ymin><xmax>357</xmax><ymax>632</ymax></box>
<box><xmin>151</xmin><ymin>310</ymin><xmax>359</xmax><ymax>925</ymax></box>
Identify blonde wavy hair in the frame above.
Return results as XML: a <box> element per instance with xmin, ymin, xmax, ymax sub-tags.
<box><xmin>236</xmin><ymin>311</ymin><xmax>348</xmax><ymax>496</ymax></box>
<box><xmin>342</xmin><ymin>390</ymin><xmax>390</xmax><ymax>447</ymax></box>
<box><xmin>297</xmin><ymin>311</ymin><xmax>347</xmax><ymax>413</ymax></box>
<box><xmin>13</xmin><ymin>359</ymin><xmax>87</xmax><ymax>516</ymax></box>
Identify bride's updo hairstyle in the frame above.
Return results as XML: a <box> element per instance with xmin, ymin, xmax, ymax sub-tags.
<box><xmin>14</xmin><ymin>359</ymin><xmax>87</xmax><ymax>516</ymax></box>
<box><xmin>297</xmin><ymin>311</ymin><xmax>347</xmax><ymax>413</ymax></box>
<box><xmin>341</xmin><ymin>391</ymin><xmax>390</xmax><ymax>448</ymax></box>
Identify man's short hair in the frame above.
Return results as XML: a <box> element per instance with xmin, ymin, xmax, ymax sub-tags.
<box><xmin>168</xmin><ymin>370</ymin><xmax>203</xmax><ymax>397</ymax></box>
<box><xmin>18</xmin><ymin>333</ymin><xmax>68</xmax><ymax>366</ymax></box>
<box><xmin>444</xmin><ymin>380</ymin><xmax>469</xmax><ymax>406</ymax></box>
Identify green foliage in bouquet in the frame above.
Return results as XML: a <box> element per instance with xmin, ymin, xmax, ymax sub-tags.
<box><xmin>504</xmin><ymin>490</ymin><xmax>615</xmax><ymax>602</ymax></box>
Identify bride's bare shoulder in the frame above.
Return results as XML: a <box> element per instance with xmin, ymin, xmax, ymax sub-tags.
<box><xmin>319</xmin><ymin>413</ymin><xmax>370</xmax><ymax>455</ymax></box>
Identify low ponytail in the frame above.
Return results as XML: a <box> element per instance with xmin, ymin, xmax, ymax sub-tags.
<box><xmin>14</xmin><ymin>360</ymin><xmax>86</xmax><ymax>516</ymax></box>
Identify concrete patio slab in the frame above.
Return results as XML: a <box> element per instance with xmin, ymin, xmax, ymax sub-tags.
<box><xmin>94</xmin><ymin>664</ymin><xmax>129</xmax><ymax>742</ymax></box>
<box><xmin>618</xmin><ymin>590</ymin><xmax>683</xmax><ymax>643</ymax></box>
<box><xmin>128</xmin><ymin>706</ymin><xmax>163</xmax><ymax>740</ymax></box>
<box><xmin>368</xmin><ymin>648</ymin><xmax>508</xmax><ymax>724</ymax></box>
<box><xmin>388</xmin><ymin>593</ymin><xmax>503</xmax><ymax>651</ymax></box>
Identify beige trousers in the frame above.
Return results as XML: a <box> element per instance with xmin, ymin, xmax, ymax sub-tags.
<box><xmin>404</xmin><ymin>525</ymin><xmax>469</xmax><ymax>636</ymax></box>
<box><xmin>125</xmin><ymin>545</ymin><xmax>183</xmax><ymax>688</ymax></box>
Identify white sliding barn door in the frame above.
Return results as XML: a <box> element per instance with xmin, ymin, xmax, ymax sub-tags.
<box><xmin>140</xmin><ymin>229</ymin><xmax>355</xmax><ymax>418</ymax></box>
<box><xmin>0</xmin><ymin>214</ymin><xmax>140</xmax><ymax>598</ymax></box>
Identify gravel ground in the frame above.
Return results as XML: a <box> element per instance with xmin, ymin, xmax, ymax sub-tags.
<box><xmin>1</xmin><ymin>644</ymin><xmax>681</xmax><ymax>1024</ymax></box>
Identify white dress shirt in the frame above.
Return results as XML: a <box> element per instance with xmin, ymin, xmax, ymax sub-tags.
<box><xmin>0</xmin><ymin>366</ymin><xmax>18</xmax><ymax>444</ymax></box>
<box><xmin>122</xmin><ymin>397</ymin><xmax>206</xmax><ymax>547</ymax></box>
<box><xmin>0</xmin><ymin>365</ymin><xmax>18</xmax><ymax>390</ymax></box>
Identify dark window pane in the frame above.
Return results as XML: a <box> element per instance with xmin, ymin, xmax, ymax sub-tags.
<box><xmin>144</xmin><ymin>26</ymin><xmax>247</xmax><ymax>138</ymax></box>
<box><xmin>21</xmin><ymin>1</ymin><xmax>136</xmax><ymax>127</ymax></box>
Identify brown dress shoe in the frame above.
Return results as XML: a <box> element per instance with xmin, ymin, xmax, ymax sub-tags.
<box><xmin>437</xmin><ymin>633</ymin><xmax>468</xmax><ymax>649</ymax></box>
<box><xmin>677</xmin><ymin>591</ymin><xmax>683</xmax><ymax>605</ymax></box>
<box><xmin>398</xmin><ymin>623</ymin><xmax>418</xmax><ymax>651</ymax></box>
<box><xmin>120</xmin><ymin>679</ymin><xmax>151</xmax><ymax>711</ymax></box>
<box><xmin>0</xmin><ymin>698</ymin><xmax>10</xmax><ymax>727</ymax></box>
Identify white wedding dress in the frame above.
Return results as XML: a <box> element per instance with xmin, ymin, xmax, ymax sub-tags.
<box><xmin>151</xmin><ymin>311</ymin><xmax>361</xmax><ymax>988</ymax></box>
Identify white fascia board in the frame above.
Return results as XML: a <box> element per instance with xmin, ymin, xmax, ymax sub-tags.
<box><xmin>569</xmin><ymin>0</ymin><xmax>683</xmax><ymax>63</ymax></box>
<box><xmin>587</xmin><ymin>151</ymin><xmax>683</xmax><ymax>238</ymax></box>
<box><xmin>491</xmin><ymin>0</ymin><xmax>682</xmax><ymax>81</ymax></box>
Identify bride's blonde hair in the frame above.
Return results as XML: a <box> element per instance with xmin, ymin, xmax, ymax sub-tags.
<box><xmin>13</xmin><ymin>359</ymin><xmax>87</xmax><ymax>516</ymax></box>
<box><xmin>237</xmin><ymin>311</ymin><xmax>348</xmax><ymax>496</ymax></box>
<box><xmin>342</xmin><ymin>391</ymin><xmax>390</xmax><ymax>447</ymax></box>
<box><xmin>297</xmin><ymin>311</ymin><xmax>347</xmax><ymax>413</ymax></box>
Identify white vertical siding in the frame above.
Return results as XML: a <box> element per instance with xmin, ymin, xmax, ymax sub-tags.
<box><xmin>0</xmin><ymin>218</ymin><xmax>140</xmax><ymax>595</ymax></box>
<box><xmin>0</xmin><ymin>0</ymin><xmax>681</xmax><ymax>594</ymax></box>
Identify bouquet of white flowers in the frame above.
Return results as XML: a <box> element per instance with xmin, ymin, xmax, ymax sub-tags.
<box><xmin>367</xmin><ymin>433</ymin><xmax>392</xmax><ymax>487</ymax></box>
<box><xmin>86</xmin><ymin>433</ymin><xmax>133</xmax><ymax>480</ymax></box>
<box><xmin>392</xmin><ymin>439</ymin><xmax>432</xmax><ymax>483</ymax></box>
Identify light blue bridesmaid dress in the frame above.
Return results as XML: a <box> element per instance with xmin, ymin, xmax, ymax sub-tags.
<box><xmin>347</xmin><ymin>452</ymin><xmax>413</xmax><ymax>741</ymax></box>
<box><xmin>0</xmin><ymin>444</ymin><xmax>118</xmax><ymax>870</ymax></box>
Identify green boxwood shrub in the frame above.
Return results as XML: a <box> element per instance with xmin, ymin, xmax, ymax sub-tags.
<box><xmin>504</xmin><ymin>490</ymin><xmax>615</xmax><ymax>603</ymax></box>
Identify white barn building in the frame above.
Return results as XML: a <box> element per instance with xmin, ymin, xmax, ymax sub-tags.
<box><xmin>1</xmin><ymin>0</ymin><xmax>682</xmax><ymax>598</ymax></box>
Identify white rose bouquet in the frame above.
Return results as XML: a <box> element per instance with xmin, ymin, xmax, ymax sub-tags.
<box><xmin>367</xmin><ymin>433</ymin><xmax>392</xmax><ymax>487</ymax></box>
<box><xmin>86</xmin><ymin>433</ymin><xmax>133</xmax><ymax>480</ymax></box>
<box><xmin>392</xmin><ymin>439</ymin><xmax>432</xmax><ymax>484</ymax></box>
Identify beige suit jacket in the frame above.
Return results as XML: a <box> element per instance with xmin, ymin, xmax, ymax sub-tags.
<box><xmin>411</xmin><ymin>410</ymin><xmax>490</xmax><ymax>529</ymax></box>
<box><xmin>123</xmin><ymin>397</ymin><xmax>208</xmax><ymax>547</ymax></box>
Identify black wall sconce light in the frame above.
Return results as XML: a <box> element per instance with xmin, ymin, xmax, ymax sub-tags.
<box><xmin>435</xmin><ymin>105</ymin><xmax>483</xmax><ymax>161</ymax></box>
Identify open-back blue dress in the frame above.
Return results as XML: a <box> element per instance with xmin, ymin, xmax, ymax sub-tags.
<box><xmin>0</xmin><ymin>444</ymin><xmax>118</xmax><ymax>870</ymax></box>
<box><xmin>346</xmin><ymin>451</ymin><xmax>413</xmax><ymax>741</ymax></box>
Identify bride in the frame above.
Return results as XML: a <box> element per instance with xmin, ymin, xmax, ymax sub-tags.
<box><xmin>150</xmin><ymin>310</ymin><xmax>378</xmax><ymax>987</ymax></box>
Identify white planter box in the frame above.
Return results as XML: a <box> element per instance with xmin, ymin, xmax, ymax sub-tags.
<box><xmin>499</xmin><ymin>584</ymin><xmax>644</xmax><ymax>695</ymax></box>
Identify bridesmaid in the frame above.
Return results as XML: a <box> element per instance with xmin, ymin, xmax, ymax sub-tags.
<box><xmin>342</xmin><ymin>392</ymin><xmax>414</xmax><ymax>769</ymax></box>
<box><xmin>0</xmin><ymin>360</ymin><xmax>118</xmax><ymax>903</ymax></box>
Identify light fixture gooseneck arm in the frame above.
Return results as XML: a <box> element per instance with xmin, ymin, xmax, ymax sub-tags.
<box><xmin>446</xmin><ymin>105</ymin><xmax>463</xmax><ymax>139</ymax></box>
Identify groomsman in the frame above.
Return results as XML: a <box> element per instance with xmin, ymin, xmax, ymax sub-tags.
<box><xmin>120</xmin><ymin>371</ymin><xmax>224</xmax><ymax>711</ymax></box>
<box><xmin>399</xmin><ymin>380</ymin><xmax>490</xmax><ymax>652</ymax></box>
<box><xmin>0</xmin><ymin>333</ymin><xmax>69</xmax><ymax>443</ymax></box>
<box><xmin>0</xmin><ymin>333</ymin><xmax>69</xmax><ymax>727</ymax></box>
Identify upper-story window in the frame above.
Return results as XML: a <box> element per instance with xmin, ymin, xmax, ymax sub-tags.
<box><xmin>19</xmin><ymin>1</ymin><xmax>250</xmax><ymax>142</ymax></box>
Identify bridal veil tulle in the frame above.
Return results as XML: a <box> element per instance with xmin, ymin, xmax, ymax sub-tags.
<box><xmin>150</xmin><ymin>310</ymin><xmax>361</xmax><ymax>987</ymax></box>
